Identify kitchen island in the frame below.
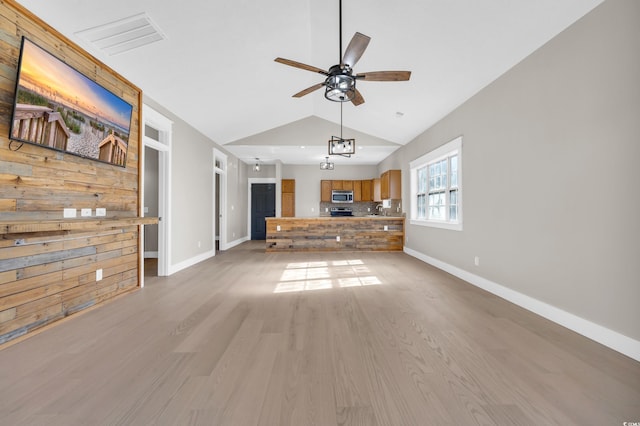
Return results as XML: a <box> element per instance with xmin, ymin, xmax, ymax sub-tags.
<box><xmin>265</xmin><ymin>216</ymin><xmax>404</xmax><ymax>252</ymax></box>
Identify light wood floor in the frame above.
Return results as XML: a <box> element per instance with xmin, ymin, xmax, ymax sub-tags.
<box><xmin>1</xmin><ymin>241</ymin><xmax>638</xmax><ymax>425</ymax></box>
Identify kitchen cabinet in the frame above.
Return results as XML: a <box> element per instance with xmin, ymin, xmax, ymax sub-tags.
<box><xmin>342</xmin><ymin>180</ymin><xmax>354</xmax><ymax>190</ymax></box>
<box><xmin>372</xmin><ymin>178</ymin><xmax>381</xmax><ymax>202</ymax></box>
<box><xmin>361</xmin><ymin>179</ymin><xmax>372</xmax><ymax>201</ymax></box>
<box><xmin>353</xmin><ymin>180</ymin><xmax>362</xmax><ymax>201</ymax></box>
<box><xmin>381</xmin><ymin>170</ymin><xmax>401</xmax><ymax>200</ymax></box>
<box><xmin>331</xmin><ymin>180</ymin><xmax>343</xmax><ymax>190</ymax></box>
<box><xmin>321</xmin><ymin>180</ymin><xmax>332</xmax><ymax>202</ymax></box>
<box><xmin>282</xmin><ymin>179</ymin><xmax>295</xmax><ymax>217</ymax></box>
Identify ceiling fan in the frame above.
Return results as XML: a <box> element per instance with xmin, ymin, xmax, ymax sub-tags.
<box><xmin>274</xmin><ymin>0</ymin><xmax>411</xmax><ymax>106</ymax></box>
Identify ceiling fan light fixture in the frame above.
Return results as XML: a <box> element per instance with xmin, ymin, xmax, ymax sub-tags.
<box><xmin>324</xmin><ymin>74</ymin><xmax>355</xmax><ymax>102</ymax></box>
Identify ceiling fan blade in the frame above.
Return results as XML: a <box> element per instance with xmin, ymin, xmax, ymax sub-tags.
<box><xmin>341</xmin><ymin>32</ymin><xmax>371</xmax><ymax>68</ymax></box>
<box><xmin>274</xmin><ymin>57</ymin><xmax>329</xmax><ymax>76</ymax></box>
<box><xmin>293</xmin><ymin>83</ymin><xmax>325</xmax><ymax>98</ymax></box>
<box><xmin>356</xmin><ymin>71</ymin><xmax>412</xmax><ymax>81</ymax></box>
<box><xmin>351</xmin><ymin>89</ymin><xmax>365</xmax><ymax>106</ymax></box>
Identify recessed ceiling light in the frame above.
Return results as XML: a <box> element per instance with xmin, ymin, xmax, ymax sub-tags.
<box><xmin>395</xmin><ymin>111</ymin><xmax>404</xmax><ymax>118</ymax></box>
<box><xmin>300</xmin><ymin>146</ymin><xmax>305</xmax><ymax>149</ymax></box>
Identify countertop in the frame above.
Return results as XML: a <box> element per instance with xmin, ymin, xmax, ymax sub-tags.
<box><xmin>267</xmin><ymin>216</ymin><xmax>404</xmax><ymax>220</ymax></box>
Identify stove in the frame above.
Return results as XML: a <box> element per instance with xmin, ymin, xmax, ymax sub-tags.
<box><xmin>330</xmin><ymin>207</ymin><xmax>353</xmax><ymax>217</ymax></box>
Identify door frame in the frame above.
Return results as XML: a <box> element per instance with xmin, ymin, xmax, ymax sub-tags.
<box><xmin>247</xmin><ymin>178</ymin><xmax>276</xmax><ymax>240</ymax></box>
<box><xmin>141</xmin><ymin>105</ymin><xmax>172</xmax><ymax>280</ymax></box>
<box><xmin>213</xmin><ymin>149</ymin><xmax>227</xmax><ymax>252</ymax></box>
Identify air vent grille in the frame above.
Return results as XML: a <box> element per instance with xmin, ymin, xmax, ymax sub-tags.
<box><xmin>76</xmin><ymin>12</ymin><xmax>166</xmax><ymax>56</ymax></box>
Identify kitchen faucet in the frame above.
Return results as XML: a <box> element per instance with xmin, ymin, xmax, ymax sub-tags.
<box><xmin>376</xmin><ymin>204</ymin><xmax>385</xmax><ymax>216</ymax></box>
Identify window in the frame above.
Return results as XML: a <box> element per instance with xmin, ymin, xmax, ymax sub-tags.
<box><xmin>410</xmin><ymin>136</ymin><xmax>462</xmax><ymax>230</ymax></box>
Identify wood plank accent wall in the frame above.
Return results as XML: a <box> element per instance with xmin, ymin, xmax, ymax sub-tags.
<box><xmin>266</xmin><ymin>217</ymin><xmax>405</xmax><ymax>252</ymax></box>
<box><xmin>0</xmin><ymin>1</ymin><xmax>145</xmax><ymax>345</ymax></box>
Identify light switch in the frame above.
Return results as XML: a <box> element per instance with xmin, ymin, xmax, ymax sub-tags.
<box><xmin>81</xmin><ymin>208</ymin><xmax>92</xmax><ymax>217</ymax></box>
<box><xmin>63</xmin><ymin>208</ymin><xmax>76</xmax><ymax>218</ymax></box>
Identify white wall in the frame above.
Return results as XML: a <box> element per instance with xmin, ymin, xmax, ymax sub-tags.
<box><xmin>382</xmin><ymin>0</ymin><xmax>640</xmax><ymax>343</ymax></box>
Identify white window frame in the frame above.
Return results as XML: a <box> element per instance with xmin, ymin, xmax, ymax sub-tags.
<box><xmin>410</xmin><ymin>136</ymin><xmax>463</xmax><ymax>231</ymax></box>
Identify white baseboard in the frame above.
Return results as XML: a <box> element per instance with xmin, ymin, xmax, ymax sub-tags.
<box><xmin>224</xmin><ymin>236</ymin><xmax>249</xmax><ymax>250</ymax></box>
<box><xmin>168</xmin><ymin>249</ymin><xmax>215</xmax><ymax>275</ymax></box>
<box><xmin>144</xmin><ymin>251</ymin><xmax>158</xmax><ymax>259</ymax></box>
<box><xmin>404</xmin><ymin>247</ymin><xmax>640</xmax><ymax>362</ymax></box>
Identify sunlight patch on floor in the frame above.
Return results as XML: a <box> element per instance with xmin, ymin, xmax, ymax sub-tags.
<box><xmin>274</xmin><ymin>259</ymin><xmax>381</xmax><ymax>293</ymax></box>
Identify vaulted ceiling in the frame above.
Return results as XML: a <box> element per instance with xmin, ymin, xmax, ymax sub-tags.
<box><xmin>16</xmin><ymin>0</ymin><xmax>604</xmax><ymax>165</ymax></box>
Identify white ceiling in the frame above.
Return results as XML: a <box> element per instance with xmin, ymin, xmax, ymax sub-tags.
<box><xmin>16</xmin><ymin>0</ymin><xmax>604</xmax><ymax>165</ymax></box>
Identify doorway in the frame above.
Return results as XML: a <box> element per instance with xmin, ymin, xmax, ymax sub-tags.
<box><xmin>143</xmin><ymin>146</ymin><xmax>159</xmax><ymax>276</ymax></box>
<box><xmin>213</xmin><ymin>149</ymin><xmax>227</xmax><ymax>252</ymax></box>
<box><xmin>251</xmin><ymin>183</ymin><xmax>275</xmax><ymax>240</ymax></box>
<box><xmin>142</xmin><ymin>105</ymin><xmax>172</xmax><ymax>280</ymax></box>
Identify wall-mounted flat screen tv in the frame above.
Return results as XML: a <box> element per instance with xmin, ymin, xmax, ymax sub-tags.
<box><xmin>9</xmin><ymin>37</ymin><xmax>133</xmax><ymax>168</ymax></box>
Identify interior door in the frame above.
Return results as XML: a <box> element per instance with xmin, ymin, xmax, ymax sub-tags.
<box><xmin>251</xmin><ymin>183</ymin><xmax>275</xmax><ymax>240</ymax></box>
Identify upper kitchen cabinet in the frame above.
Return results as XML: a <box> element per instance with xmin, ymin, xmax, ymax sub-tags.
<box><xmin>361</xmin><ymin>179</ymin><xmax>373</xmax><ymax>202</ymax></box>
<box><xmin>372</xmin><ymin>178</ymin><xmax>381</xmax><ymax>202</ymax></box>
<box><xmin>353</xmin><ymin>180</ymin><xmax>362</xmax><ymax>201</ymax></box>
<box><xmin>321</xmin><ymin>180</ymin><xmax>332</xmax><ymax>202</ymax></box>
<box><xmin>381</xmin><ymin>170</ymin><xmax>401</xmax><ymax>200</ymax></box>
<box><xmin>282</xmin><ymin>179</ymin><xmax>295</xmax><ymax>217</ymax></box>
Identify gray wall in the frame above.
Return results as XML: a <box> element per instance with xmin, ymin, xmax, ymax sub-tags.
<box><xmin>383</xmin><ymin>0</ymin><xmax>640</xmax><ymax>340</ymax></box>
<box><xmin>143</xmin><ymin>146</ymin><xmax>159</xmax><ymax>253</ymax></box>
<box><xmin>143</xmin><ymin>97</ymin><xmax>247</xmax><ymax>267</ymax></box>
<box><xmin>283</xmin><ymin>164</ymin><xmax>379</xmax><ymax>217</ymax></box>
<box><xmin>226</xmin><ymin>157</ymin><xmax>248</xmax><ymax>244</ymax></box>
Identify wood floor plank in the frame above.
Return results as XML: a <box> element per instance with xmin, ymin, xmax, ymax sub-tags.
<box><xmin>0</xmin><ymin>241</ymin><xmax>638</xmax><ymax>425</ymax></box>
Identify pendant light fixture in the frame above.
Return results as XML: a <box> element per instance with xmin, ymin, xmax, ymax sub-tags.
<box><xmin>328</xmin><ymin>103</ymin><xmax>355</xmax><ymax>157</ymax></box>
<box><xmin>320</xmin><ymin>156</ymin><xmax>334</xmax><ymax>170</ymax></box>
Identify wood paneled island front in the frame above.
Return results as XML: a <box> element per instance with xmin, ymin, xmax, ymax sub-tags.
<box><xmin>266</xmin><ymin>216</ymin><xmax>404</xmax><ymax>252</ymax></box>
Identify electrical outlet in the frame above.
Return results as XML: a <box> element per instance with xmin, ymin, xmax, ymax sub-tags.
<box><xmin>96</xmin><ymin>208</ymin><xmax>106</xmax><ymax>217</ymax></box>
<box><xmin>474</xmin><ymin>256</ymin><xmax>480</xmax><ymax>266</ymax></box>
<box><xmin>63</xmin><ymin>208</ymin><xmax>76</xmax><ymax>218</ymax></box>
<box><xmin>384</xmin><ymin>225</ymin><xmax>388</xmax><ymax>231</ymax></box>
<box><xmin>81</xmin><ymin>208</ymin><xmax>92</xmax><ymax>217</ymax></box>
<box><xmin>336</xmin><ymin>236</ymin><xmax>340</xmax><ymax>242</ymax></box>
<box><xmin>197</xmin><ymin>241</ymin><xmax>201</xmax><ymax>248</ymax></box>
<box><xmin>276</xmin><ymin>225</ymin><xmax>281</xmax><ymax>231</ymax></box>
<box><xmin>96</xmin><ymin>269</ymin><xmax>103</xmax><ymax>281</ymax></box>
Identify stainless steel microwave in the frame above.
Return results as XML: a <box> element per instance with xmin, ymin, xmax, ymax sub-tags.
<box><xmin>332</xmin><ymin>190</ymin><xmax>354</xmax><ymax>203</ymax></box>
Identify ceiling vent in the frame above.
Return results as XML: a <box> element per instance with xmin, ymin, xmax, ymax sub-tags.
<box><xmin>75</xmin><ymin>12</ymin><xmax>166</xmax><ymax>56</ymax></box>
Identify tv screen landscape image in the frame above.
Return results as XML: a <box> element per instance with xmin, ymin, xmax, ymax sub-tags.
<box><xmin>9</xmin><ymin>37</ymin><xmax>133</xmax><ymax>167</ymax></box>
